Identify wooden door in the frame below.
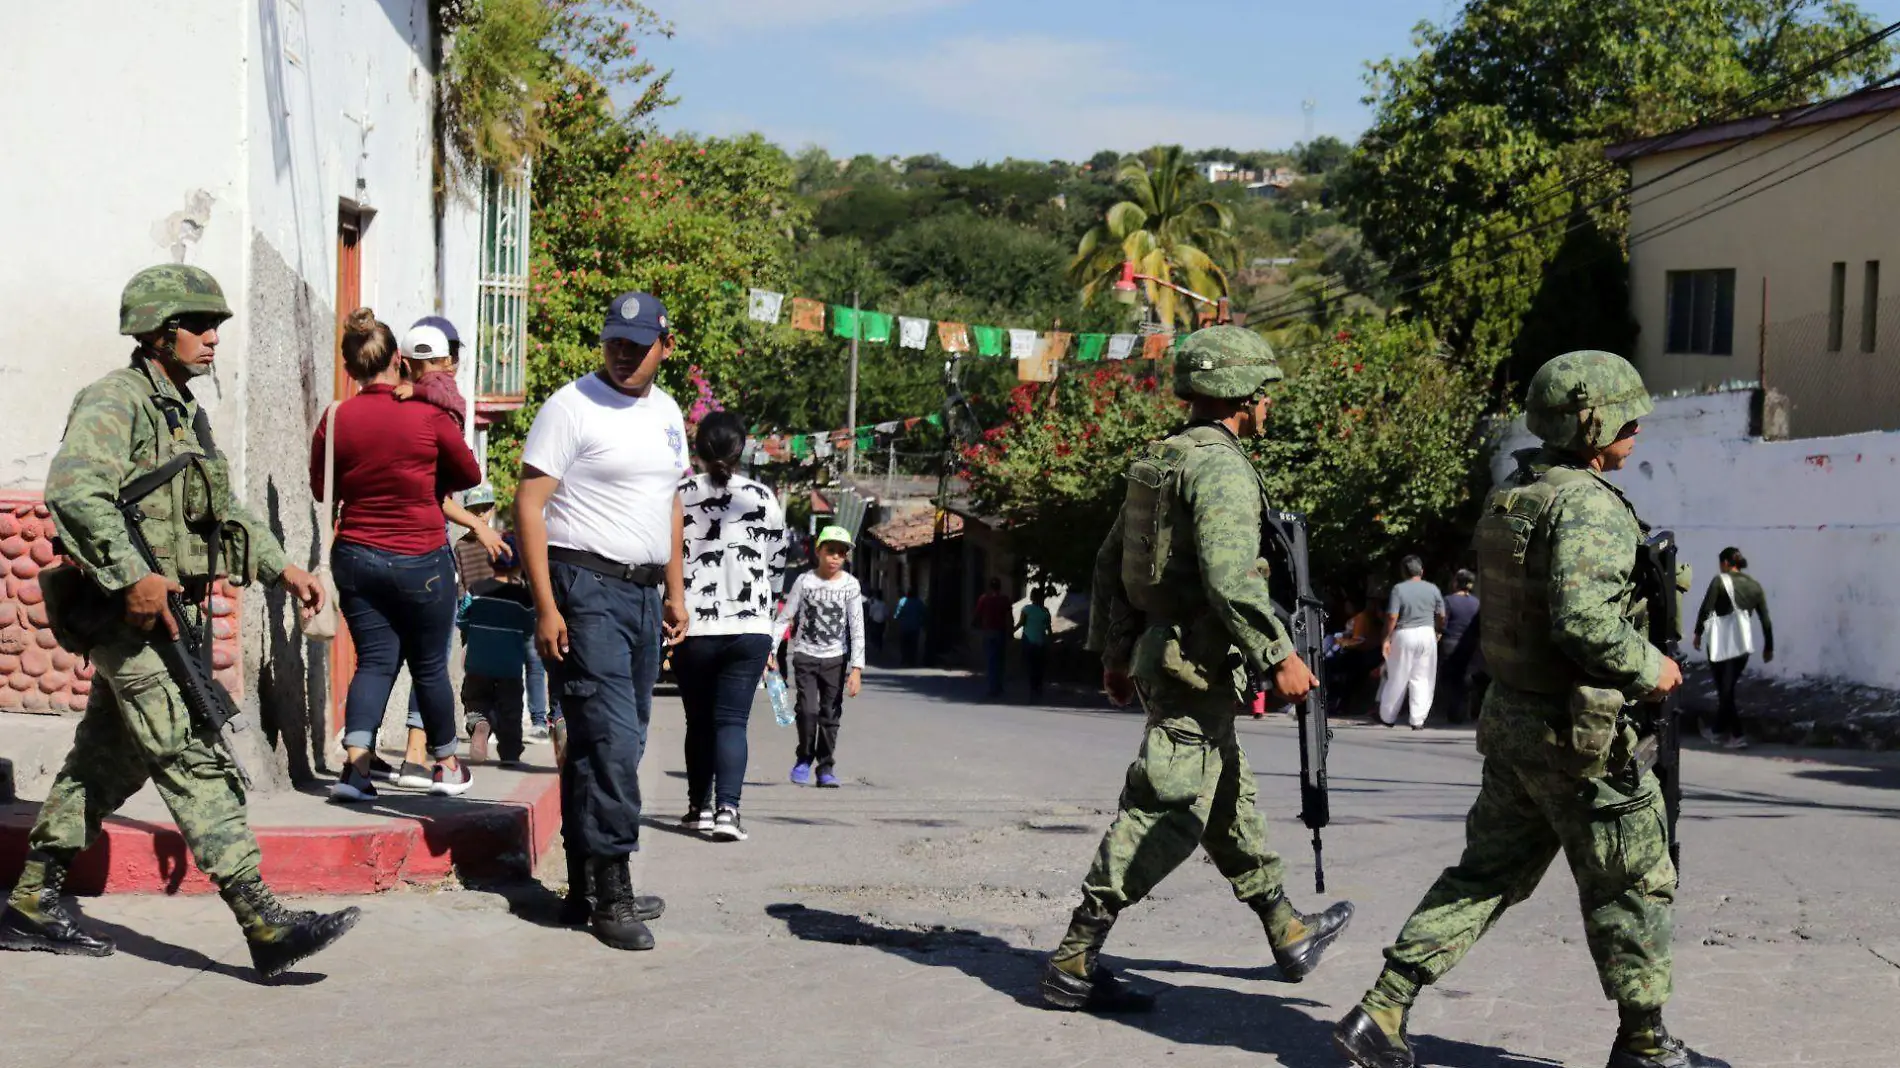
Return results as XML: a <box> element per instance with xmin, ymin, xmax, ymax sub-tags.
<box><xmin>328</xmin><ymin>212</ymin><xmax>363</xmax><ymax>740</ymax></box>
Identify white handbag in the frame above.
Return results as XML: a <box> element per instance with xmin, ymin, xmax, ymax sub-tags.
<box><xmin>1704</xmin><ymin>574</ymin><xmax>1757</xmax><ymax>663</ymax></box>
<box><xmin>300</xmin><ymin>403</ymin><xmax>343</xmax><ymax>642</ymax></box>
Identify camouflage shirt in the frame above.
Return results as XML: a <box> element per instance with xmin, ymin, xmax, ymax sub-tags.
<box><xmin>46</xmin><ymin>357</ymin><xmax>287</xmax><ymax>592</ymax></box>
<box><xmin>1090</xmin><ymin>422</ymin><xmax>1294</xmax><ymax>682</ymax></box>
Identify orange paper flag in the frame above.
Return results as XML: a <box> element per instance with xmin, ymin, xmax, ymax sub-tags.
<box><xmin>790</xmin><ymin>298</ymin><xmax>825</xmax><ymax>332</ymax></box>
<box><xmin>1141</xmin><ymin>333</ymin><xmax>1174</xmax><ymax>361</ymax></box>
<box><xmin>937</xmin><ymin>321</ymin><xmax>970</xmax><ymax>353</ymax></box>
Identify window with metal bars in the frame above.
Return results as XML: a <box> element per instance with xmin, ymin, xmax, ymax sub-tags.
<box><xmin>1664</xmin><ymin>268</ymin><xmax>1736</xmax><ymax>356</ymax></box>
<box><xmin>475</xmin><ymin>166</ymin><xmax>530</xmax><ymax>403</ymax></box>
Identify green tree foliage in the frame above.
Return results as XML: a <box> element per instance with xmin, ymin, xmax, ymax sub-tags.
<box><xmin>1071</xmin><ymin>147</ymin><xmax>1238</xmax><ymax>329</ymax></box>
<box><xmin>1339</xmin><ymin>0</ymin><xmax>1892</xmax><ymax>385</ymax></box>
<box><xmin>960</xmin><ymin>320</ymin><xmax>1490</xmax><ymax>590</ymax></box>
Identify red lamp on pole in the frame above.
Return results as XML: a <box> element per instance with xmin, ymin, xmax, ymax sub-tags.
<box><xmin>1113</xmin><ymin>259</ymin><xmax>1232</xmax><ymax>324</ymax></box>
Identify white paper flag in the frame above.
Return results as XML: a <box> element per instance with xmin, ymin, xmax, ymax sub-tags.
<box><xmin>898</xmin><ymin>316</ymin><xmax>930</xmax><ymax>350</ymax></box>
<box><xmin>1106</xmin><ymin>333</ymin><xmax>1137</xmax><ymax>361</ymax></box>
<box><xmin>1008</xmin><ymin>328</ymin><xmax>1038</xmax><ymax>360</ymax></box>
<box><xmin>874</xmin><ymin>421</ymin><xmax>899</xmax><ymax>434</ymax></box>
<box><xmin>813</xmin><ymin>438</ymin><xmax>834</xmax><ymax>459</ymax></box>
<box><xmin>748</xmin><ymin>288</ymin><xmax>785</xmax><ymax>324</ymax></box>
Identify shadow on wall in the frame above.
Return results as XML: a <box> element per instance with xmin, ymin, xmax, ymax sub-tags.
<box><xmin>260</xmin><ymin>480</ymin><xmax>328</xmax><ymax>784</ymax></box>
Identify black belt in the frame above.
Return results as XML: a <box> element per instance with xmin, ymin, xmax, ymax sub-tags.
<box><xmin>549</xmin><ymin>547</ymin><xmax>665</xmax><ymax>587</ymax></box>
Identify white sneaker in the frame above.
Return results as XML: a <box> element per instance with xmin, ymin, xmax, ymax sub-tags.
<box><xmin>709</xmin><ymin>807</ymin><xmax>748</xmax><ymax>842</ymax></box>
<box><xmin>525</xmin><ymin>725</ymin><xmax>552</xmax><ymax>744</ymax></box>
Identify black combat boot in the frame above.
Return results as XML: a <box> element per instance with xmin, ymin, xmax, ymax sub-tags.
<box><xmin>1254</xmin><ymin>889</ymin><xmax>1355</xmax><ymax>982</ymax></box>
<box><xmin>587</xmin><ymin>856</ymin><xmax>656</xmax><ymax>951</ymax></box>
<box><xmin>1040</xmin><ymin>906</ymin><xmax>1156</xmax><ymax>1013</ymax></box>
<box><xmin>560</xmin><ymin>848</ymin><xmax>662</xmax><ymax>927</ymax></box>
<box><xmin>0</xmin><ymin>850</ymin><xmax>115</xmax><ymax>957</ymax></box>
<box><xmin>1335</xmin><ymin>1004</ymin><xmax>1415</xmax><ymax>1068</ymax></box>
<box><xmin>221</xmin><ymin>879</ymin><xmax>362</xmax><ymax>980</ymax></box>
<box><xmin>1606</xmin><ymin>1009</ymin><xmax>1732</xmax><ymax>1068</ymax></box>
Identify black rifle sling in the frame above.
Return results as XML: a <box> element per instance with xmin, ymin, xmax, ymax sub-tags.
<box><xmin>126</xmin><ymin>379</ymin><xmax>223</xmax><ymax>678</ymax></box>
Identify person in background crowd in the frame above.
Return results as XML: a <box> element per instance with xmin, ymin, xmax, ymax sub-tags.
<box><xmin>393</xmin><ymin>321</ymin><xmax>465</xmax><ymax>428</ymax></box>
<box><xmin>1694</xmin><ymin>546</ymin><xmax>1774</xmax><ymax>750</ymax></box>
<box><xmin>516</xmin><ymin>290</ymin><xmax>684</xmax><ymax>952</ymax></box>
<box><xmin>1327</xmin><ymin>590</ymin><xmax>1386</xmax><ymax>717</ymax></box>
<box><xmin>770</xmin><ymin>526</ymin><xmax>865</xmax><ymax>788</ymax></box>
<box><xmin>459</xmin><ymin>535</ymin><xmax>536</xmax><ymax>768</ymax></box>
<box><xmin>896</xmin><ymin>587</ymin><xmax>928</xmax><ymax>666</ymax></box>
<box><xmin>1015</xmin><ymin>586</ymin><xmax>1054</xmax><ymax>700</ymax></box>
<box><xmin>674</xmin><ymin>411</ymin><xmax>787</xmax><ymax>843</ymax></box>
<box><xmin>316</xmin><ymin>308</ymin><xmax>482</xmax><ymax>802</ymax></box>
<box><xmin>1435</xmin><ymin>569</ymin><xmax>1482</xmax><ymax>724</ymax></box>
<box><xmin>864</xmin><ymin>586</ymin><xmax>889</xmax><ymax>657</ymax></box>
<box><xmin>974</xmin><ymin>577</ymin><xmax>1013</xmax><ymax>698</ymax></box>
<box><xmin>1378</xmin><ymin>556</ymin><xmax>1445</xmax><ymax>730</ymax></box>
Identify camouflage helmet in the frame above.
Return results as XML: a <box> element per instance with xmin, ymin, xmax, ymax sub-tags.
<box><xmin>1171</xmin><ymin>326</ymin><xmax>1283</xmax><ymax>400</ymax></box>
<box><xmin>1524</xmin><ymin>350</ymin><xmax>1654</xmax><ymax>452</ymax></box>
<box><xmin>119</xmin><ymin>264</ymin><xmax>233</xmax><ymax>336</ymax></box>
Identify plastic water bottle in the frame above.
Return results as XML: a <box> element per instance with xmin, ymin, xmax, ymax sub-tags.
<box><xmin>766</xmin><ymin>669</ymin><xmax>793</xmax><ymax>726</ymax></box>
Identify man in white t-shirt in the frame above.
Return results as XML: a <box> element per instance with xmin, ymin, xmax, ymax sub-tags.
<box><xmin>516</xmin><ymin>290</ymin><xmax>688</xmax><ymax>953</ymax></box>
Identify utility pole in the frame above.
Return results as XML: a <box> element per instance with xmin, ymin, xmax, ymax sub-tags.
<box><xmin>846</xmin><ymin>288</ymin><xmax>860</xmax><ymax>480</ymax></box>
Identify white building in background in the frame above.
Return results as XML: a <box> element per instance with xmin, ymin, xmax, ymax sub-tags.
<box><xmin>0</xmin><ymin>2</ymin><xmax>530</xmax><ymax>773</ymax></box>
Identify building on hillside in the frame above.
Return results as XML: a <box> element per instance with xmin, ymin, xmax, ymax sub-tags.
<box><xmin>1608</xmin><ymin>87</ymin><xmax>1898</xmax><ymax>438</ymax></box>
<box><xmin>0</xmin><ymin>3</ymin><xmax>530</xmax><ymax>782</ymax></box>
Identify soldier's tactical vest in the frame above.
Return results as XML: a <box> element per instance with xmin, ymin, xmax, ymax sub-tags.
<box><xmin>1120</xmin><ymin>424</ymin><xmax>1261</xmax><ymax>620</ymax></box>
<box><xmin>1472</xmin><ymin>460</ymin><xmax>1599</xmax><ymax>695</ymax></box>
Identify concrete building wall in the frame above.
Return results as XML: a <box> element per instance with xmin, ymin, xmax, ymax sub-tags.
<box><xmin>1626</xmin><ymin>110</ymin><xmax>1900</xmax><ymax>426</ymax></box>
<box><xmin>1493</xmin><ymin>390</ymin><xmax>1900</xmax><ymax>690</ymax></box>
<box><xmin>0</xmin><ymin>3</ymin><xmax>249</xmax><ymax>488</ymax></box>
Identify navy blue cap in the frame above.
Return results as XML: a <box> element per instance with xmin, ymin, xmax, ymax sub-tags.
<box><xmin>602</xmin><ymin>291</ymin><xmax>670</xmax><ymax>345</ymax></box>
<box><xmin>497</xmin><ymin>534</ymin><xmax>521</xmax><ymax>568</ymax></box>
<box><xmin>411</xmin><ymin>315</ymin><xmax>461</xmax><ymax>345</ymax></box>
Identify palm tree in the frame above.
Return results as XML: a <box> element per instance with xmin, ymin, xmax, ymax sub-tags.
<box><xmin>1070</xmin><ymin>147</ymin><xmax>1237</xmax><ymax>330</ymax></box>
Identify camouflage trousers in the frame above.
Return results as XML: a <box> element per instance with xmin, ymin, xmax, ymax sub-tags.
<box><xmin>20</xmin><ymin>633</ymin><xmax>261</xmax><ymax>891</ymax></box>
<box><xmin>1382</xmin><ymin>757</ymin><xmax>1676</xmax><ymax>1009</ymax></box>
<box><xmin>1077</xmin><ymin>695</ymin><xmax>1286</xmax><ymax>917</ymax></box>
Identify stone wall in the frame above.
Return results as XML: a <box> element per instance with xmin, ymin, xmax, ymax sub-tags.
<box><xmin>0</xmin><ymin>494</ymin><xmax>242</xmax><ymax>715</ymax></box>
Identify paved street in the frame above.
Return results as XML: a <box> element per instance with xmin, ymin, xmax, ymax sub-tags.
<box><xmin>4</xmin><ymin>666</ymin><xmax>1898</xmax><ymax>1068</ymax></box>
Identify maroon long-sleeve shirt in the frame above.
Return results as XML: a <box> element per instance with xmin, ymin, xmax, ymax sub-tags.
<box><xmin>311</xmin><ymin>384</ymin><xmax>483</xmax><ymax>556</ymax></box>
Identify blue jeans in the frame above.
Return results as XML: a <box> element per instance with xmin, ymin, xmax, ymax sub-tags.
<box><xmin>525</xmin><ymin>638</ymin><xmax>552</xmax><ymax>727</ymax></box>
<box><xmin>333</xmin><ymin>542</ymin><xmax>460</xmax><ymax>758</ymax></box>
<box><xmin>674</xmin><ymin>633</ymin><xmax>771</xmax><ymax>810</ymax></box>
<box><xmin>548</xmin><ymin>560</ymin><xmax>662</xmax><ymax>858</ymax></box>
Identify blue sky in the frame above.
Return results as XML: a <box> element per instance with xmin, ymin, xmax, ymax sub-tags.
<box><xmin>641</xmin><ymin>0</ymin><xmax>1900</xmax><ymax>163</ymax></box>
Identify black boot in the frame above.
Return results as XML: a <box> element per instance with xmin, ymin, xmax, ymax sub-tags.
<box><xmin>1040</xmin><ymin>906</ymin><xmax>1155</xmax><ymax>1013</ymax></box>
<box><xmin>0</xmin><ymin>850</ymin><xmax>114</xmax><ymax>957</ymax></box>
<box><xmin>1607</xmin><ymin>1010</ymin><xmax>1732</xmax><ymax>1068</ymax></box>
<box><xmin>587</xmin><ymin>856</ymin><xmax>656</xmax><ymax>951</ymax></box>
<box><xmin>561</xmin><ymin>849</ymin><xmax>663</xmax><ymax>927</ymax></box>
<box><xmin>222</xmin><ymin>879</ymin><xmax>362</xmax><ymax>980</ymax></box>
<box><xmin>1334</xmin><ymin>1005</ymin><xmax>1415</xmax><ymax>1068</ymax></box>
<box><xmin>1257</xmin><ymin>891</ymin><xmax>1355</xmax><ymax>982</ymax></box>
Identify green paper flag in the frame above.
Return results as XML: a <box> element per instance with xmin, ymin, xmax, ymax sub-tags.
<box><xmin>791</xmin><ymin>436</ymin><xmax>811</xmax><ymax>460</ymax></box>
<box><xmin>925</xmin><ymin>412</ymin><xmax>944</xmax><ymax>427</ymax></box>
<box><xmin>1077</xmin><ymin>333</ymin><xmax>1108</xmax><ymax>362</ymax></box>
<box><xmin>830</xmin><ymin>306</ymin><xmax>860</xmax><ymax>339</ymax></box>
<box><xmin>856</xmin><ymin>428</ymin><xmax>875</xmax><ymax>453</ymax></box>
<box><xmin>971</xmin><ymin>325</ymin><xmax>1005</xmax><ymax>357</ymax></box>
<box><xmin>861</xmin><ymin>311</ymin><xmax>893</xmax><ymax>344</ymax></box>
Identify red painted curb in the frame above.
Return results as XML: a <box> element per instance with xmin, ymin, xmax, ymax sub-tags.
<box><xmin>0</xmin><ymin>771</ymin><xmax>563</xmax><ymax>895</ymax></box>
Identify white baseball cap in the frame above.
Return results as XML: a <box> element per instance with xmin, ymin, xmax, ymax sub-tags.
<box><xmin>402</xmin><ymin>324</ymin><xmax>452</xmax><ymax>360</ymax></box>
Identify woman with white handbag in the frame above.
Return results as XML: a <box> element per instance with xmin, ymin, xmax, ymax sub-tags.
<box><xmin>1692</xmin><ymin>547</ymin><xmax>1775</xmax><ymax>749</ymax></box>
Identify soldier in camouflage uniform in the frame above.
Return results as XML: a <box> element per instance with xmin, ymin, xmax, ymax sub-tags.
<box><xmin>1335</xmin><ymin>352</ymin><xmax>1726</xmax><ymax>1068</ymax></box>
<box><xmin>1041</xmin><ymin>326</ymin><xmax>1355</xmax><ymax>1013</ymax></box>
<box><xmin>0</xmin><ymin>265</ymin><xmax>361</xmax><ymax>981</ymax></box>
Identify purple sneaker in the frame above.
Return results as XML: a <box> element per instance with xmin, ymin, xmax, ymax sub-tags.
<box><xmin>790</xmin><ymin>762</ymin><xmax>813</xmax><ymax>786</ymax></box>
<box><xmin>817</xmin><ymin>771</ymin><xmax>841</xmax><ymax>789</ymax></box>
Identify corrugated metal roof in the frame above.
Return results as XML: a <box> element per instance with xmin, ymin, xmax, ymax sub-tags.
<box><xmin>1606</xmin><ymin>86</ymin><xmax>1900</xmax><ymax>162</ymax></box>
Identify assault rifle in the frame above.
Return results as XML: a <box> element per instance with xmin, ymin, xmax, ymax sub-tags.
<box><xmin>1264</xmin><ymin>510</ymin><xmax>1332</xmax><ymax>893</ymax></box>
<box><xmin>1637</xmin><ymin>529</ymin><xmax>1684</xmax><ymax>881</ymax></box>
<box><xmin>114</xmin><ymin>436</ymin><xmax>254</xmax><ymax>788</ymax></box>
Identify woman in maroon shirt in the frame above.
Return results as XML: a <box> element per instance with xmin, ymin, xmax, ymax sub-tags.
<box><xmin>312</xmin><ymin>309</ymin><xmax>482</xmax><ymax>801</ymax></box>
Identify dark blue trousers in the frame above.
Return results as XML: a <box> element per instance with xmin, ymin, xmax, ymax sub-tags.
<box><xmin>547</xmin><ymin>561</ymin><xmax>662</xmax><ymax>858</ymax></box>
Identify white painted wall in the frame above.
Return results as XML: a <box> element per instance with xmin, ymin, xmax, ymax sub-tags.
<box><xmin>1493</xmin><ymin>391</ymin><xmax>1900</xmax><ymax>689</ymax></box>
<box><xmin>0</xmin><ymin>2</ymin><xmax>248</xmax><ymax>489</ymax></box>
